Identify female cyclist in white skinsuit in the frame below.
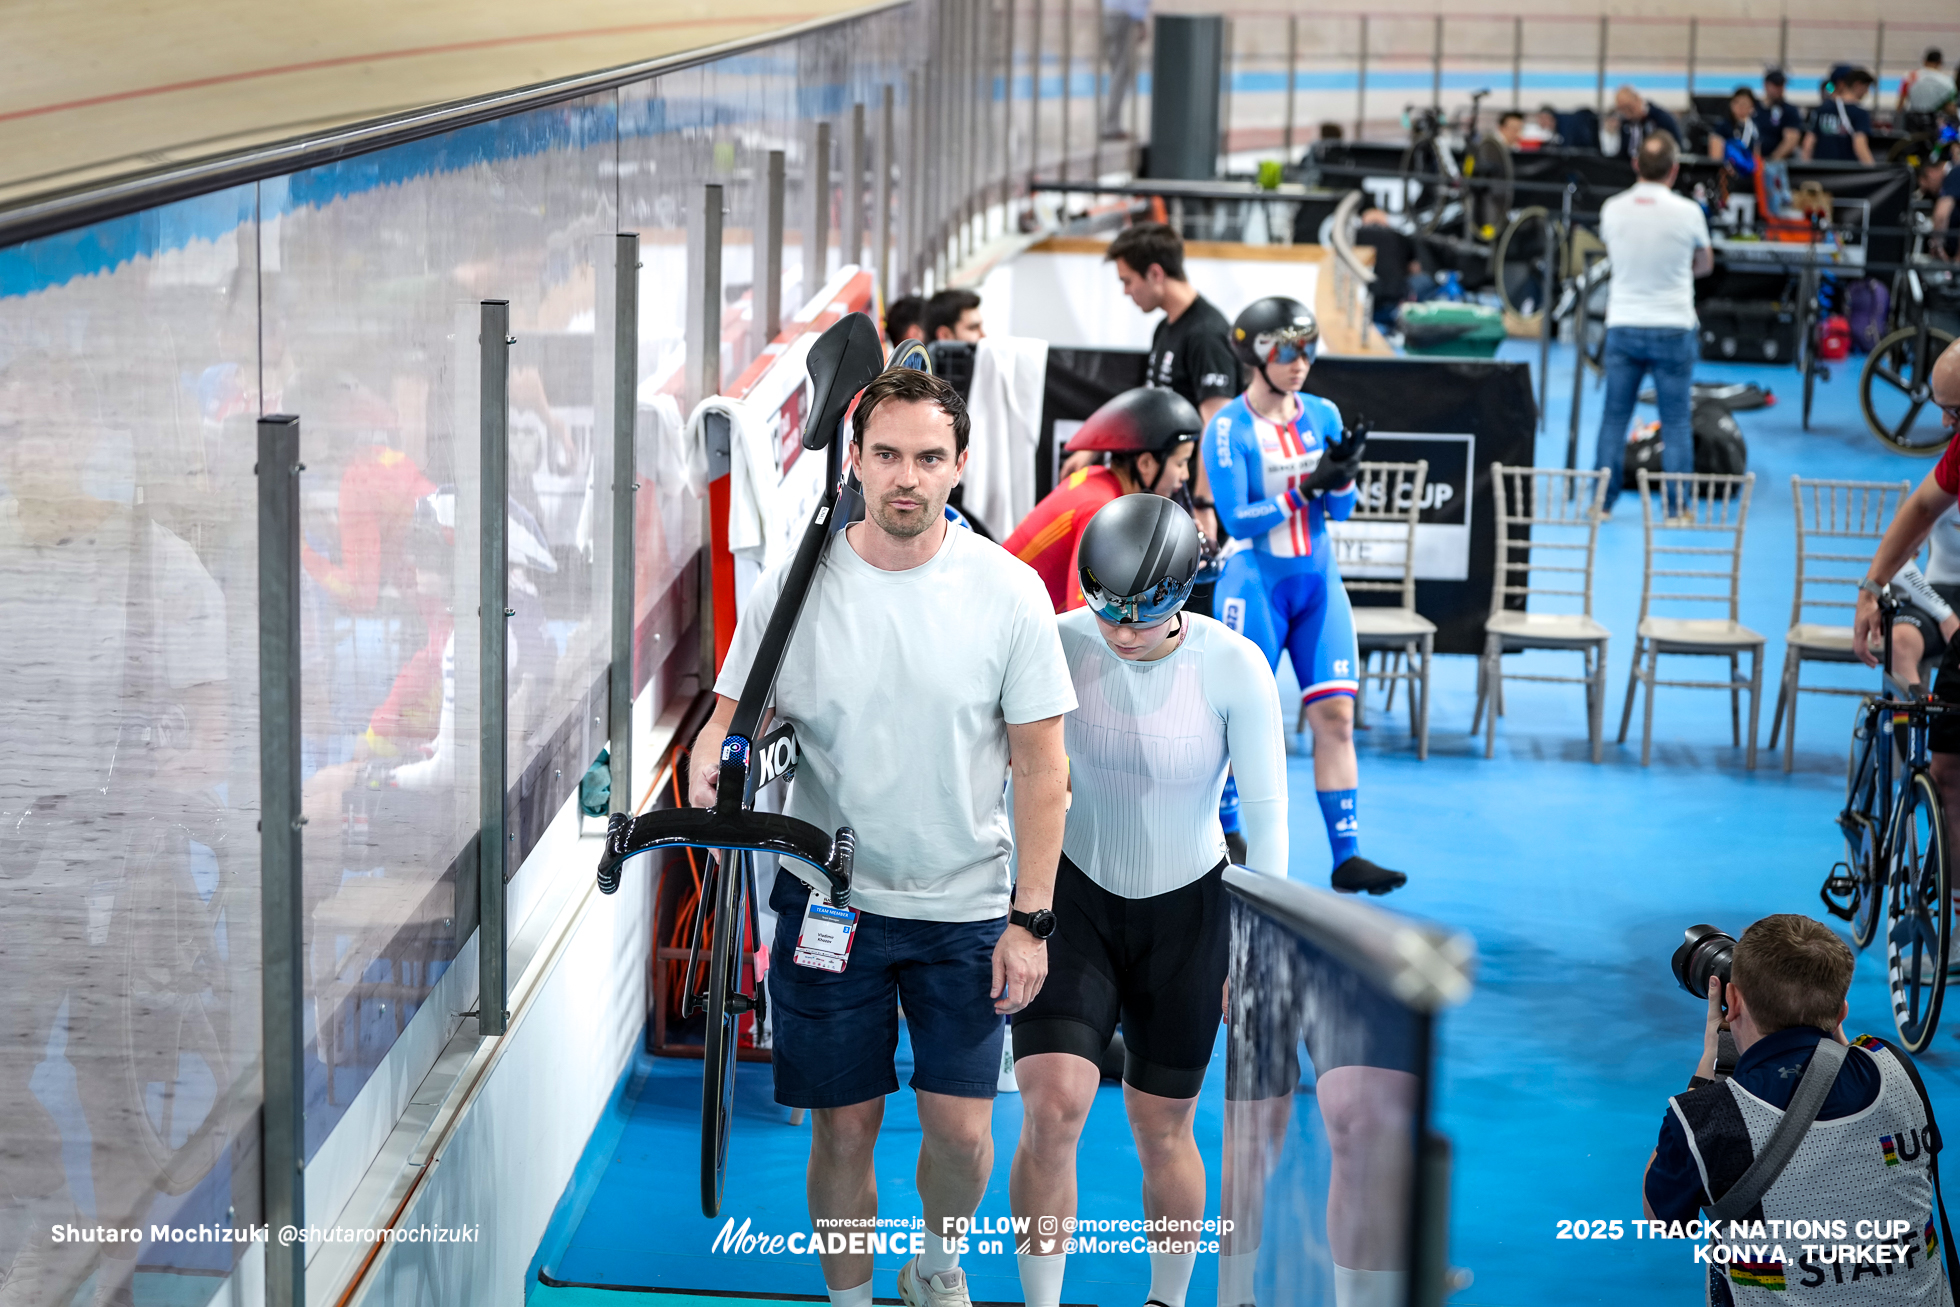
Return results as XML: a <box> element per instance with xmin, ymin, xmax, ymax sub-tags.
<box><xmin>1006</xmin><ymin>495</ymin><xmax>1287</xmax><ymax>1307</ymax></box>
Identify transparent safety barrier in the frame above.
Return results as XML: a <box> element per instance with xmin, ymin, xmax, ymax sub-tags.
<box><xmin>1223</xmin><ymin>870</ymin><xmax>1474</xmax><ymax>1306</ymax></box>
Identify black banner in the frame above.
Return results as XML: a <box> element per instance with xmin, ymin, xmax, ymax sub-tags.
<box><xmin>1036</xmin><ymin>351</ymin><xmax>1537</xmax><ymax>655</ymax></box>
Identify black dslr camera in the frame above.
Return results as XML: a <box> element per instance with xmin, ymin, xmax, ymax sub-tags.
<box><xmin>1673</xmin><ymin>924</ymin><xmax>1736</xmax><ymax>999</ymax></box>
<box><xmin>1673</xmin><ymin>925</ymin><xmax>1739</xmax><ymax>1081</ymax></box>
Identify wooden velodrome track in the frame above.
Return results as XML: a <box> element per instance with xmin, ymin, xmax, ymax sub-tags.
<box><xmin>1</xmin><ymin>0</ymin><xmax>875</xmax><ymax>213</ymax></box>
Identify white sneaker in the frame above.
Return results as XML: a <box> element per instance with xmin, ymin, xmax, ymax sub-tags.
<box><xmin>898</xmin><ymin>1257</ymin><xmax>973</xmax><ymax>1307</ymax></box>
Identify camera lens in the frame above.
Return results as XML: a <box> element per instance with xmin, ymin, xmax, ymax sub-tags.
<box><xmin>1672</xmin><ymin>924</ymin><xmax>1736</xmax><ymax>999</ymax></box>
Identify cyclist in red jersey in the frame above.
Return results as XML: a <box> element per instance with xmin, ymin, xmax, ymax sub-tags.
<box><xmin>1003</xmin><ymin>388</ymin><xmax>1201</xmax><ymax>611</ymax></box>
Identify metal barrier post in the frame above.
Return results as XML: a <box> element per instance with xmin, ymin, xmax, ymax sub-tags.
<box><xmin>971</xmin><ymin>0</ymin><xmax>985</xmax><ymax>250</ymax></box>
<box><xmin>1004</xmin><ymin>0</ymin><xmax>1017</xmax><ymax>227</ymax></box>
<box><xmin>878</xmin><ymin>88</ymin><xmax>895</xmax><ymax>299</ymax></box>
<box><xmin>1874</xmin><ymin>22</ymin><xmax>1885</xmax><ymax>96</ymax></box>
<box><xmin>609</xmin><ymin>236</ymin><xmax>639</xmax><ymax>818</ymax></box>
<box><xmin>1431</xmin><ymin>16</ymin><xmax>1443</xmax><ymax>111</ymax></box>
<box><xmin>909</xmin><ymin>69</ymin><xmax>925</xmax><ymax>291</ymax></box>
<box><xmin>764</xmin><ymin>150</ymin><xmax>785</xmax><ymax>341</ymax></box>
<box><xmin>1029</xmin><ymin>0</ymin><xmax>1044</xmax><ymax>197</ymax></box>
<box><xmin>1595</xmin><ymin>18</ymin><xmax>1608</xmax><ymax>115</ymax></box>
<box><xmin>810</xmin><ymin>123</ymin><xmax>831</xmax><ymax>291</ymax></box>
<box><xmin>479</xmin><ymin>300</ymin><xmax>511</xmax><ymax>1038</ymax></box>
<box><xmin>1355</xmin><ymin>16</ymin><xmax>1368</xmax><ymax>142</ymax></box>
<box><xmin>701</xmin><ymin>185</ymin><xmax>724</xmax><ymax>400</ymax></box>
<box><xmin>1537</xmin><ymin>205</ymin><xmax>1556</xmax><ymax>431</ymax></box>
<box><xmin>1060</xmin><ymin>0</ymin><xmax>1073</xmax><ymax>185</ymax></box>
<box><xmin>1219</xmin><ymin>16</ymin><xmax>1233</xmax><ymax>173</ymax></box>
<box><xmin>257</xmin><ymin>414</ymin><xmax>305</xmax><ymax>1307</ymax></box>
<box><xmin>1512</xmin><ymin>18</ymin><xmax>1523</xmax><ymax>109</ymax></box>
<box><xmin>1092</xmin><ymin>0</ymin><xmax>1106</xmax><ymax>183</ymax></box>
<box><xmin>1284</xmin><ymin>15</ymin><xmax>1299</xmax><ymax>157</ymax></box>
<box><xmin>847</xmin><ymin>102</ymin><xmax>865</xmax><ymax>272</ymax></box>
<box><xmin>1565</xmin><ymin>251</ymin><xmax>1594</xmax><ymax>470</ymax></box>
<box><xmin>1686</xmin><ymin>18</ymin><xmax>1698</xmax><ymax>100</ymax></box>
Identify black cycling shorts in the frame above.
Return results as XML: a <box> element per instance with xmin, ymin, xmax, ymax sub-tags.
<box><xmin>1894</xmin><ymin>581</ymin><xmax>1960</xmax><ymax>668</ymax></box>
<box><xmin>1933</xmin><ymin>635</ymin><xmax>1960</xmax><ymax>756</ymax></box>
<box><xmin>1011</xmin><ymin>853</ymin><xmax>1229</xmax><ymax>1100</ymax></box>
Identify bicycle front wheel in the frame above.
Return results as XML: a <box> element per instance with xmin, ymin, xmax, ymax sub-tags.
<box><xmin>1491</xmin><ymin>207</ymin><xmax>1553</xmax><ymax>319</ymax></box>
<box><xmin>1861</xmin><ymin>327</ymin><xmax>1956</xmax><ymax>455</ymax></box>
<box><xmin>700</xmin><ymin>849</ymin><xmax>749</xmax><ymax>1217</ymax></box>
<box><xmin>1842</xmin><ymin>721</ymin><xmax>1886</xmax><ymax>949</ymax></box>
<box><xmin>1886</xmin><ymin>771</ymin><xmax>1951</xmax><ymax>1053</ymax></box>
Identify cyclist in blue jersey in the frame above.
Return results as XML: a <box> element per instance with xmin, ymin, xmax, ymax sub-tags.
<box><xmin>1206</xmin><ymin>297</ymin><xmax>1407</xmax><ymax>895</ymax></box>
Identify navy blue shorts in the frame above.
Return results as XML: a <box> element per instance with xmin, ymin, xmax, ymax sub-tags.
<box><xmin>766</xmin><ymin>869</ymin><xmax>1008</xmax><ymax>1109</ymax></box>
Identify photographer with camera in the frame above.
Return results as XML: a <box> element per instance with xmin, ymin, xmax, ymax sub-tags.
<box><xmin>1644</xmin><ymin>916</ymin><xmax>1956</xmax><ymax>1300</ymax></box>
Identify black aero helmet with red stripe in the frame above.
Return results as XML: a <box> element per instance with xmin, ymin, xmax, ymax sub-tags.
<box><xmin>1062</xmin><ymin>386</ymin><xmax>1204</xmax><ymax>456</ymax></box>
<box><xmin>1231</xmin><ymin>297</ymin><xmax>1320</xmax><ymax>382</ymax></box>
<box><xmin>1077</xmin><ymin>494</ymin><xmax>1203</xmax><ymax>626</ymax></box>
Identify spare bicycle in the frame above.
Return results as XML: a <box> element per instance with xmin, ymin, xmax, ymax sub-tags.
<box><xmin>1823</xmin><ymin>589</ymin><xmax>1954</xmax><ymax>1052</ymax></box>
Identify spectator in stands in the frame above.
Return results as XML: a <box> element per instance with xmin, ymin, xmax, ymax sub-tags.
<box><xmin>1592</xmin><ymin>134</ymin><xmax>1712</xmax><ymax>509</ymax></box>
<box><xmin>1936</xmin><ymin>156</ymin><xmax>1959</xmax><ymax>262</ymax></box>
<box><xmin>1352</xmin><ymin>209</ymin><xmax>1424</xmax><ymax>337</ymax></box>
<box><xmin>1496</xmin><ymin>110</ymin><xmax>1526</xmax><ymax>150</ymax></box>
<box><xmin>1919</xmin><ymin>157</ymin><xmax>1951</xmax><ymax>205</ymax></box>
<box><xmin>1710</xmin><ymin>87</ymin><xmax>1763</xmax><ymax>164</ymax></box>
<box><xmin>925</xmin><ymin>287</ymin><xmax>985</xmax><ymax>341</ymax></box>
<box><xmin>1900</xmin><ymin>48</ymin><xmax>1957</xmax><ymax>117</ymax></box>
<box><xmin>1531</xmin><ymin>105</ymin><xmax>1564</xmax><ymax>148</ymax></box>
<box><xmin>1803</xmin><ymin>66</ymin><xmax>1876</xmax><ymax>165</ymax></box>
<box><xmin>885</xmin><ymin>294</ymin><xmax>927</xmax><ymax>346</ymax></box>
<box><xmin>1606</xmin><ymin>86</ymin><xmax>1682</xmax><ymax>165</ymax></box>
<box><xmin>1757</xmin><ymin>69</ymin><xmax>1804</xmax><ymax>161</ymax></box>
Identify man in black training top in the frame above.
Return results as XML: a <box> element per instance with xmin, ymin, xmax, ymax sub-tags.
<box><xmin>1101</xmin><ymin>222</ymin><xmax>1239</xmax><ymax>544</ymax></box>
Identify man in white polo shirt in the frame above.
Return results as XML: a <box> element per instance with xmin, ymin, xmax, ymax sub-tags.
<box><xmin>1592</xmin><ymin>132</ymin><xmax>1713</xmax><ymax>509</ymax></box>
<box><xmin>690</xmin><ymin>366</ymin><xmax>1075</xmax><ymax>1307</ymax></box>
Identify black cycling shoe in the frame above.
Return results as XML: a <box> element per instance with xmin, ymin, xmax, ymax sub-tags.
<box><xmin>1331</xmin><ymin>855</ymin><xmax>1407</xmax><ymax>895</ymax></box>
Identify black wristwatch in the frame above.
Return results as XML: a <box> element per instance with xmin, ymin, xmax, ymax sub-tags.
<box><xmin>1010</xmin><ymin>908</ymin><xmax>1058</xmax><ymax>940</ymax></box>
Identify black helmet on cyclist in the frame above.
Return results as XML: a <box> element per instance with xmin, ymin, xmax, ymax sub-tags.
<box><xmin>1062</xmin><ymin>387</ymin><xmax>1204</xmax><ymax>493</ymax></box>
<box><xmin>1231</xmin><ymin>297</ymin><xmax>1319</xmax><ymax>393</ymax></box>
<box><xmin>1076</xmin><ymin>495</ymin><xmax>1203</xmax><ymax>625</ymax></box>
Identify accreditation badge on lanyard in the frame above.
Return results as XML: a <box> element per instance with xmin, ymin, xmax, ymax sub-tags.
<box><xmin>795</xmin><ymin>889</ymin><xmax>859</xmax><ymax>973</ymax></box>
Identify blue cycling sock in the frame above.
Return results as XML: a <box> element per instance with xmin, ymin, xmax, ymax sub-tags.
<box><xmin>1219</xmin><ymin>774</ymin><xmax>1242</xmax><ymax>835</ymax></box>
<box><xmin>1317</xmin><ymin>788</ymin><xmax>1360</xmax><ymax>866</ymax></box>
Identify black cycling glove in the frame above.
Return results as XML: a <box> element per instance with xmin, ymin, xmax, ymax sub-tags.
<box><xmin>1299</xmin><ymin>421</ymin><xmax>1369</xmax><ymax>496</ymax></box>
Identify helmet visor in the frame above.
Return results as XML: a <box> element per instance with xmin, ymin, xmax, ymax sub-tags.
<box><xmin>1080</xmin><ymin>569</ymin><xmax>1196</xmax><ymax>625</ymax></box>
<box><xmin>1257</xmin><ymin>327</ymin><xmax>1319</xmax><ymax>365</ymax></box>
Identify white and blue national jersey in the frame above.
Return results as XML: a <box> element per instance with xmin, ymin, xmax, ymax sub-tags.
<box><xmin>1203</xmin><ymin>392</ymin><xmax>1356</xmax><ymax>563</ymax></box>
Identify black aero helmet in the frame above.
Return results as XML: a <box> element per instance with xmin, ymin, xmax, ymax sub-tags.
<box><xmin>1063</xmin><ymin>386</ymin><xmax>1203</xmax><ymax>456</ymax></box>
<box><xmin>1232</xmin><ymin>297</ymin><xmax>1320</xmax><ymax>390</ymax></box>
<box><xmin>1077</xmin><ymin>495</ymin><xmax>1203</xmax><ymax>625</ymax></box>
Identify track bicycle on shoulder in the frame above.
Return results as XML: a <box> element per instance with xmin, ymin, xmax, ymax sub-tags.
<box><xmin>1822</xmin><ymin>589</ymin><xmax>1954</xmax><ymax>1053</ymax></box>
<box><xmin>594</xmin><ymin>312</ymin><xmax>885</xmax><ymax>1217</ymax></box>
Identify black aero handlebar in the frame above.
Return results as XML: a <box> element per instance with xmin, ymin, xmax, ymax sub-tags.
<box><xmin>596</xmin><ymin>809</ymin><xmax>857</xmax><ymax>907</ymax></box>
<box><xmin>594</xmin><ymin>310</ymin><xmax>885</xmax><ymax>909</ymax></box>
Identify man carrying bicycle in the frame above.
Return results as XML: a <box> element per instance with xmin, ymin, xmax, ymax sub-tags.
<box><xmin>1854</xmin><ymin>346</ymin><xmax>1960</xmax><ymax>816</ymax></box>
<box><xmin>690</xmin><ymin>367</ymin><xmax>1075</xmax><ymax>1307</ymax></box>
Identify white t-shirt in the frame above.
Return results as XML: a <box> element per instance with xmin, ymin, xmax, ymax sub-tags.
<box><xmin>1600</xmin><ymin>182</ymin><xmax>1712</xmax><ymax>331</ymax></box>
<box><xmin>1057</xmin><ymin>610</ymin><xmax>1287</xmax><ymax>897</ymax></box>
<box><xmin>1926</xmin><ymin>504</ymin><xmax>1960</xmax><ymax>586</ymax></box>
<box><xmin>715</xmin><ymin>523</ymin><xmax>1076</xmax><ymax>922</ymax></box>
